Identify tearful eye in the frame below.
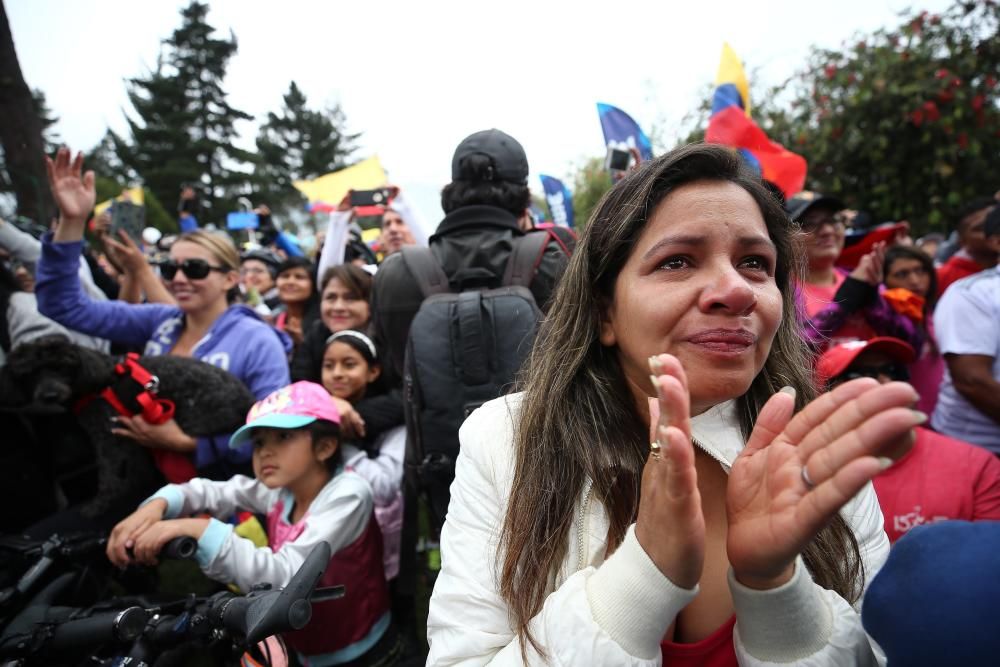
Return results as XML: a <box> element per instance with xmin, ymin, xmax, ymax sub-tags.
<box><xmin>739</xmin><ymin>256</ymin><xmax>772</xmax><ymax>272</ymax></box>
<box><xmin>659</xmin><ymin>256</ymin><xmax>691</xmax><ymax>271</ymax></box>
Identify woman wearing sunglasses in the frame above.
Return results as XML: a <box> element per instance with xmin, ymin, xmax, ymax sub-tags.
<box><xmin>35</xmin><ymin>148</ymin><xmax>292</xmax><ymax>483</ymax></box>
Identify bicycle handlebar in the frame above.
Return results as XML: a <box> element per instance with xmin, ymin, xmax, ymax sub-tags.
<box><xmin>0</xmin><ymin>541</ymin><xmax>336</xmax><ymax>659</ymax></box>
<box><xmin>159</xmin><ymin>536</ymin><xmax>198</xmax><ymax>560</ymax></box>
<box><xmin>0</xmin><ymin>606</ymin><xmax>148</xmax><ymax>659</ymax></box>
<box><xmin>213</xmin><ymin>540</ymin><xmax>332</xmax><ymax>644</ymax></box>
<box><xmin>47</xmin><ymin>606</ymin><xmax>149</xmax><ymax>653</ymax></box>
<box><xmin>123</xmin><ymin>535</ymin><xmax>198</xmax><ymax>563</ymax></box>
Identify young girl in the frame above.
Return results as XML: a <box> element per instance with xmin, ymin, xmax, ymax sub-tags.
<box><xmin>107</xmin><ymin>381</ymin><xmax>399</xmax><ymax>666</ymax></box>
<box><xmin>321</xmin><ymin>330</ymin><xmax>405</xmax><ymax>580</ymax></box>
<box><xmin>882</xmin><ymin>245</ymin><xmax>944</xmax><ymax>415</ymax></box>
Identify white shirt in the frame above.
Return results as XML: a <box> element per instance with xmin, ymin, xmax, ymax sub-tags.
<box><xmin>932</xmin><ymin>266</ymin><xmax>1000</xmax><ymax>453</ymax></box>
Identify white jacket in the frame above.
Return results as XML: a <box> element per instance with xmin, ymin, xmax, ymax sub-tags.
<box><xmin>427</xmin><ymin>394</ymin><xmax>890</xmax><ymax>666</ymax></box>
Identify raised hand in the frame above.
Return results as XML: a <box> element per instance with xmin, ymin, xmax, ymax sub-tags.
<box><xmin>726</xmin><ymin>378</ymin><xmax>921</xmax><ymax>589</ymax></box>
<box><xmin>849</xmin><ymin>241</ymin><xmax>887</xmax><ymax>286</ymax></box>
<box><xmin>104</xmin><ymin>229</ymin><xmax>149</xmax><ymax>275</ymax></box>
<box><xmin>45</xmin><ymin>147</ymin><xmax>95</xmax><ymax>224</ymax></box>
<box><xmin>634</xmin><ymin>353</ymin><xmax>705</xmax><ymax>589</ymax></box>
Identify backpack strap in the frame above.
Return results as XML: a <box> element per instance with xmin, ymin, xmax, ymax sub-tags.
<box><xmin>502</xmin><ymin>231</ymin><xmax>551</xmax><ymax>288</ymax></box>
<box><xmin>401</xmin><ymin>247</ymin><xmax>451</xmax><ymax>298</ymax></box>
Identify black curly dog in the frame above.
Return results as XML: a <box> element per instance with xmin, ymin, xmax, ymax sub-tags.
<box><xmin>0</xmin><ymin>336</ymin><xmax>256</xmax><ymax>519</ymax></box>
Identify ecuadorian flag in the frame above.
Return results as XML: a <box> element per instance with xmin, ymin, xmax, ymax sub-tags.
<box><xmin>705</xmin><ymin>43</ymin><xmax>806</xmax><ymax>199</ymax></box>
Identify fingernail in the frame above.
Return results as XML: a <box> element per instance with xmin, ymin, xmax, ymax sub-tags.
<box><xmin>649</xmin><ymin>375</ymin><xmax>661</xmax><ymax>395</ymax></box>
<box><xmin>911</xmin><ymin>410</ymin><xmax>928</xmax><ymax>425</ymax></box>
<box><xmin>779</xmin><ymin>386</ymin><xmax>796</xmax><ymax>398</ymax></box>
<box><xmin>648</xmin><ymin>356</ymin><xmax>662</xmax><ymax>374</ymax></box>
<box><xmin>656</xmin><ymin>430</ymin><xmax>671</xmax><ymax>455</ymax></box>
<box><xmin>878</xmin><ymin>457</ymin><xmax>894</xmax><ymax>470</ymax></box>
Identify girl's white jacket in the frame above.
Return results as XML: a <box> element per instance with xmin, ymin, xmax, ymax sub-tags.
<box><xmin>427</xmin><ymin>394</ymin><xmax>890</xmax><ymax>666</ymax></box>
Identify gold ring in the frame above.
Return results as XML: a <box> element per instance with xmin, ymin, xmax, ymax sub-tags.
<box><xmin>650</xmin><ymin>441</ymin><xmax>662</xmax><ymax>460</ymax></box>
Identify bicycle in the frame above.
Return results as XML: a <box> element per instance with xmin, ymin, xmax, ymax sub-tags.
<box><xmin>0</xmin><ymin>539</ymin><xmax>341</xmax><ymax>666</ymax></box>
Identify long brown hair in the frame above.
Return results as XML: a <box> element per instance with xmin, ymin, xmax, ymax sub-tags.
<box><xmin>499</xmin><ymin>144</ymin><xmax>863</xmax><ymax>657</ymax></box>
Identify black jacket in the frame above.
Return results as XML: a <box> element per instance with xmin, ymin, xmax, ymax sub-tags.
<box><xmin>291</xmin><ymin>318</ymin><xmax>405</xmax><ymax>440</ymax></box>
<box><xmin>370</xmin><ymin>205</ymin><xmax>570</xmax><ymax>386</ymax></box>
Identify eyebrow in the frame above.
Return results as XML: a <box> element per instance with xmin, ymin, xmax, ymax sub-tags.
<box><xmin>641</xmin><ymin>234</ymin><xmax>777</xmax><ymax>261</ymax></box>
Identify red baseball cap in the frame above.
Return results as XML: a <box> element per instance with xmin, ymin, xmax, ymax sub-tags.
<box><xmin>816</xmin><ymin>337</ymin><xmax>916</xmax><ymax>385</ymax></box>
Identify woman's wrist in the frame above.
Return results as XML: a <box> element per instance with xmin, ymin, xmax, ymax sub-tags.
<box><xmin>733</xmin><ymin>563</ymin><xmax>795</xmax><ymax>591</ymax></box>
<box><xmin>53</xmin><ymin>216</ymin><xmax>87</xmax><ymax>243</ymax></box>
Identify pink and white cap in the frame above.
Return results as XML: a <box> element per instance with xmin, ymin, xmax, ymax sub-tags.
<box><xmin>228</xmin><ymin>381</ymin><xmax>340</xmax><ymax>449</ymax></box>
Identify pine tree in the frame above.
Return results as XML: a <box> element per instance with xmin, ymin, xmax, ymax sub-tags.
<box><xmin>114</xmin><ymin>1</ymin><xmax>253</xmax><ymax>224</ymax></box>
<box><xmin>0</xmin><ymin>1</ymin><xmax>51</xmax><ymax>222</ymax></box>
<box><xmin>253</xmin><ymin>81</ymin><xmax>358</xmax><ymax>212</ymax></box>
<box><xmin>31</xmin><ymin>90</ymin><xmax>60</xmax><ymax>154</ymax></box>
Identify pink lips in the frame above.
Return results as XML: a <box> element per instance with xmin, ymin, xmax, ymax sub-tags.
<box><xmin>686</xmin><ymin>329</ymin><xmax>756</xmax><ymax>353</ymax></box>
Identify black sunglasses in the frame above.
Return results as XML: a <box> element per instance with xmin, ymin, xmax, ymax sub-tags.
<box><xmin>159</xmin><ymin>258</ymin><xmax>229</xmax><ymax>280</ymax></box>
<box><xmin>838</xmin><ymin>363</ymin><xmax>911</xmax><ymax>384</ymax></box>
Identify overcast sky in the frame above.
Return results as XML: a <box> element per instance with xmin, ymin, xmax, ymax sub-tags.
<box><xmin>9</xmin><ymin>0</ymin><xmax>951</xmax><ymax>222</ymax></box>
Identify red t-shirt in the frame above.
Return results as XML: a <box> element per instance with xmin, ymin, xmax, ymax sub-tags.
<box><xmin>936</xmin><ymin>254</ymin><xmax>984</xmax><ymax>298</ymax></box>
<box><xmin>872</xmin><ymin>427</ymin><xmax>1000</xmax><ymax>543</ymax></box>
<box><xmin>661</xmin><ymin>616</ymin><xmax>738</xmax><ymax>666</ymax></box>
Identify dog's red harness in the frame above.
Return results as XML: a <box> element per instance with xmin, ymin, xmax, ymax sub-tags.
<box><xmin>75</xmin><ymin>353</ymin><xmax>176</xmax><ymax>424</ymax></box>
<box><xmin>75</xmin><ymin>354</ymin><xmax>196</xmax><ymax>484</ymax></box>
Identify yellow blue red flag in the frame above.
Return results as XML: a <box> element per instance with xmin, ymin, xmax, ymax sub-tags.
<box><xmin>705</xmin><ymin>43</ymin><xmax>806</xmax><ymax>198</ymax></box>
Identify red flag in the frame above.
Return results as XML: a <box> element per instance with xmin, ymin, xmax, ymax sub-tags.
<box><xmin>707</xmin><ymin>106</ymin><xmax>807</xmax><ymax>199</ymax></box>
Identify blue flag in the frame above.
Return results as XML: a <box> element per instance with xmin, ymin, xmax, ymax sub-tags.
<box><xmin>597</xmin><ymin>102</ymin><xmax>653</xmax><ymax>160</ymax></box>
<box><xmin>539</xmin><ymin>174</ymin><xmax>575</xmax><ymax>228</ymax></box>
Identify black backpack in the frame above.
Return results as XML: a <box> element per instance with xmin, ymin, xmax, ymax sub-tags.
<box><xmin>400</xmin><ymin>232</ymin><xmax>550</xmax><ymax>531</ymax></box>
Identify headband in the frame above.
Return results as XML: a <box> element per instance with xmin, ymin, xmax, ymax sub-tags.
<box><xmin>325</xmin><ymin>330</ymin><xmax>377</xmax><ymax>361</ymax></box>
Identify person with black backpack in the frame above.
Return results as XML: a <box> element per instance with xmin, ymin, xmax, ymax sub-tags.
<box><xmin>369</xmin><ymin>128</ymin><xmax>570</xmax><ymax>654</ymax></box>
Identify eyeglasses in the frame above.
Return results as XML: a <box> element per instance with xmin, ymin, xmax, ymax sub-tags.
<box><xmin>837</xmin><ymin>363</ymin><xmax>911</xmax><ymax>384</ymax></box>
<box><xmin>799</xmin><ymin>215</ymin><xmax>845</xmax><ymax>234</ymax></box>
<box><xmin>159</xmin><ymin>258</ymin><xmax>229</xmax><ymax>280</ymax></box>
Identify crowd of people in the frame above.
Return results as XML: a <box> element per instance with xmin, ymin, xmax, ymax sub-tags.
<box><xmin>0</xmin><ymin>130</ymin><xmax>998</xmax><ymax>665</ymax></box>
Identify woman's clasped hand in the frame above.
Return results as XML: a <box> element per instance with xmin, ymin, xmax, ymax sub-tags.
<box><xmin>641</xmin><ymin>352</ymin><xmax>920</xmax><ymax>591</ymax></box>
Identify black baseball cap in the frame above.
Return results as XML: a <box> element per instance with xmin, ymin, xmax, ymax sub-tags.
<box><xmin>451</xmin><ymin>129</ymin><xmax>529</xmax><ymax>184</ymax></box>
<box><xmin>785</xmin><ymin>191</ymin><xmax>845</xmax><ymax>222</ymax></box>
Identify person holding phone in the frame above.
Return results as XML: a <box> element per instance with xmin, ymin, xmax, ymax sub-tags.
<box><xmin>36</xmin><ymin>148</ymin><xmax>292</xmax><ymax>483</ymax></box>
<box><xmin>315</xmin><ymin>186</ymin><xmax>427</xmax><ymax>280</ymax></box>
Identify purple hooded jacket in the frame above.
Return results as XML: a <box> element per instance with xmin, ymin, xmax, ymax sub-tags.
<box><xmin>36</xmin><ymin>234</ymin><xmax>292</xmax><ymax>473</ymax></box>
<box><xmin>800</xmin><ymin>272</ymin><xmax>925</xmax><ymax>352</ymax></box>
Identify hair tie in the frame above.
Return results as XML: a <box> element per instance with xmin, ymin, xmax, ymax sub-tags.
<box><xmin>325</xmin><ymin>330</ymin><xmax>377</xmax><ymax>360</ymax></box>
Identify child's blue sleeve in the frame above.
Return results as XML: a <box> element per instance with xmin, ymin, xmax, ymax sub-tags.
<box><xmin>198</xmin><ymin>473</ymin><xmax>373</xmax><ymax>591</ymax></box>
<box><xmin>147</xmin><ymin>475</ymin><xmax>276</xmax><ymax>518</ymax></box>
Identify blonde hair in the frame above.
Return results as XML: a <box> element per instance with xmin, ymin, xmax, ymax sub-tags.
<box><xmin>175</xmin><ymin>229</ymin><xmax>240</xmax><ymax>272</ymax></box>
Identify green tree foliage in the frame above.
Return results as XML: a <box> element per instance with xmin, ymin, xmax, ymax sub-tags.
<box><xmin>31</xmin><ymin>89</ymin><xmax>60</xmax><ymax>154</ymax></box>
<box><xmin>783</xmin><ymin>0</ymin><xmax>999</xmax><ymax>232</ymax></box>
<box><xmin>667</xmin><ymin>1</ymin><xmax>998</xmax><ymax>236</ymax></box>
<box><xmin>112</xmin><ymin>1</ymin><xmax>253</xmax><ymax>224</ymax></box>
<box><xmin>571</xmin><ymin>157</ymin><xmax>613</xmax><ymax>229</ymax></box>
<box><xmin>85</xmin><ymin>130</ymin><xmax>132</xmax><ymax>184</ymax></box>
<box><xmin>253</xmin><ymin>81</ymin><xmax>358</xmax><ymax>213</ymax></box>
<box><xmin>0</xmin><ymin>89</ymin><xmax>59</xmax><ymax>218</ymax></box>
